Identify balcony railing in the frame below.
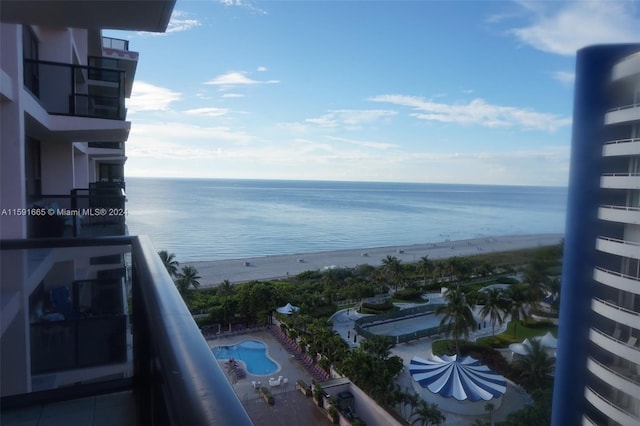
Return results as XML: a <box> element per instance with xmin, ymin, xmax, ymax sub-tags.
<box><xmin>102</xmin><ymin>37</ymin><xmax>130</xmax><ymax>51</ymax></box>
<box><xmin>0</xmin><ymin>236</ymin><xmax>253</xmax><ymax>425</ymax></box>
<box><xmin>24</xmin><ymin>59</ymin><xmax>125</xmax><ymax>120</ymax></box>
<box><xmin>88</xmin><ymin>141</ymin><xmax>124</xmax><ymax>150</ymax></box>
<box><xmin>29</xmin><ymin>184</ymin><xmax>127</xmax><ymax>238</ymax></box>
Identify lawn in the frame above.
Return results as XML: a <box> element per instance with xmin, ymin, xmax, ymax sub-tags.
<box><xmin>477</xmin><ymin>319</ymin><xmax>558</xmax><ymax>347</ymax></box>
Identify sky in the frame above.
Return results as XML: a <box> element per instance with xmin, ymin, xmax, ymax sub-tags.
<box><xmin>104</xmin><ymin>0</ymin><xmax>640</xmax><ymax>186</ymax></box>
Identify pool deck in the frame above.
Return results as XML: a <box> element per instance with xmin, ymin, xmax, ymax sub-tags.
<box><xmin>207</xmin><ymin>330</ymin><xmax>332</xmax><ymax>426</ymax></box>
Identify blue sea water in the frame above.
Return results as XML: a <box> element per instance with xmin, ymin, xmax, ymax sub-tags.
<box><xmin>125</xmin><ymin>178</ymin><xmax>567</xmax><ymax>262</ymax></box>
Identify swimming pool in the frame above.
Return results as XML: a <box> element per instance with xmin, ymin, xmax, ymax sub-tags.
<box><xmin>212</xmin><ymin>340</ymin><xmax>279</xmax><ymax>375</ymax></box>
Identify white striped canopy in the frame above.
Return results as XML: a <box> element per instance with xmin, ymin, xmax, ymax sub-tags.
<box><xmin>409</xmin><ymin>354</ymin><xmax>507</xmax><ymax>402</ymax></box>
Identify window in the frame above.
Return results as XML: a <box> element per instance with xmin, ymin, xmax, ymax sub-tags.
<box><xmin>25</xmin><ymin>138</ymin><xmax>41</xmax><ymax>201</ymax></box>
<box><xmin>22</xmin><ymin>26</ymin><xmax>39</xmax><ymax>95</ymax></box>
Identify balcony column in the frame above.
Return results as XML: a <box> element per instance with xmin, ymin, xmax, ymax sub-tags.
<box><xmin>1</xmin><ymin>250</ymin><xmax>31</xmax><ymax>397</ymax></box>
<box><xmin>0</xmin><ymin>24</ymin><xmax>27</xmax><ymax>239</ymax></box>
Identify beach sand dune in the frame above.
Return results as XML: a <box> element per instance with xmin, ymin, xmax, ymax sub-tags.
<box><xmin>186</xmin><ymin>233</ymin><xmax>563</xmax><ymax>287</ymax></box>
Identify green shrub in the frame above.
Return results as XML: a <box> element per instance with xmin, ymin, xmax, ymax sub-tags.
<box><xmin>393</xmin><ymin>288</ymin><xmax>424</xmax><ymax>301</ymax></box>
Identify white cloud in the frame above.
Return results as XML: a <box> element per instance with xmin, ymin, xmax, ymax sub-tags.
<box><xmin>128</xmin><ymin>81</ymin><xmax>182</xmax><ymax>112</ymax></box>
<box><xmin>257</xmin><ymin>66</ymin><xmax>267</xmax><ymax>72</ymax></box>
<box><xmin>510</xmin><ymin>1</ymin><xmax>640</xmax><ymax>56</ymax></box>
<box><xmin>184</xmin><ymin>107</ymin><xmax>230</xmax><ymax>117</ymax></box>
<box><xmin>222</xmin><ymin>93</ymin><xmax>245</xmax><ymax>98</ymax></box>
<box><xmin>368</xmin><ymin>94</ymin><xmax>571</xmax><ymax>131</ymax></box>
<box><xmin>551</xmin><ymin>71</ymin><xmax>575</xmax><ymax>86</ymax></box>
<box><xmin>218</xmin><ymin>0</ymin><xmax>267</xmax><ymax>15</ymax></box>
<box><xmin>204</xmin><ymin>71</ymin><xmax>279</xmax><ymax>89</ymax></box>
<box><xmin>326</xmin><ymin>136</ymin><xmax>399</xmax><ymax>150</ymax></box>
<box><xmin>304</xmin><ymin>109</ymin><xmax>397</xmax><ymax>127</ymax></box>
<box><xmin>138</xmin><ymin>10</ymin><xmax>201</xmax><ymax>36</ymax></box>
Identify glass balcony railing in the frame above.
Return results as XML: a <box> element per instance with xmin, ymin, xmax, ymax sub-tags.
<box><xmin>102</xmin><ymin>37</ymin><xmax>130</xmax><ymax>51</ymax></box>
<box><xmin>23</xmin><ymin>59</ymin><xmax>125</xmax><ymax>120</ymax></box>
<box><xmin>0</xmin><ymin>236</ymin><xmax>252</xmax><ymax>425</ymax></box>
<box><xmin>29</xmin><ymin>183</ymin><xmax>127</xmax><ymax>238</ymax></box>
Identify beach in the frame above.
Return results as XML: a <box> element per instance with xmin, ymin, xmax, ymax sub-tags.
<box><xmin>186</xmin><ymin>233</ymin><xmax>563</xmax><ymax>287</ymax></box>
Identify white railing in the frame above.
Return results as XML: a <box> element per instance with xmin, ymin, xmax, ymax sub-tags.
<box><xmin>607</xmin><ymin>103</ymin><xmax>640</xmax><ymax>113</ymax></box>
<box><xmin>603</xmin><ymin>137</ymin><xmax>640</xmax><ymax>145</ymax></box>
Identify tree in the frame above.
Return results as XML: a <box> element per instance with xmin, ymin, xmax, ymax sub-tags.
<box><xmin>218</xmin><ymin>279</ymin><xmax>234</xmax><ymax>325</ymax></box>
<box><xmin>514</xmin><ymin>338</ymin><xmax>554</xmax><ymax>388</ymax></box>
<box><xmin>436</xmin><ymin>285</ymin><xmax>476</xmax><ymax>354</ymax></box>
<box><xmin>176</xmin><ymin>265</ymin><xmax>201</xmax><ymax>294</ymax></box>
<box><xmin>382</xmin><ymin>255</ymin><xmax>404</xmax><ymax>291</ymax></box>
<box><xmin>417</xmin><ymin>255</ymin><xmax>433</xmax><ymax>287</ymax></box>
<box><xmin>479</xmin><ymin>288</ymin><xmax>506</xmax><ymax>336</ymax></box>
<box><xmin>411</xmin><ymin>400</ymin><xmax>445</xmax><ymax>426</ymax></box>
<box><xmin>506</xmin><ymin>284</ymin><xmax>529</xmax><ymax>340</ymax></box>
<box><xmin>158</xmin><ymin>250</ymin><xmax>179</xmax><ymax>278</ymax></box>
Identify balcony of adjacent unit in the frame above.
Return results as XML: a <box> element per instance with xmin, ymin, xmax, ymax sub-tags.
<box><xmin>88</xmin><ymin>141</ymin><xmax>125</xmax><ymax>159</ymax></box>
<box><xmin>595</xmin><ymin>235</ymin><xmax>640</xmax><ymax>259</ymax></box>
<box><xmin>587</xmin><ymin>357</ymin><xmax>640</xmax><ymax>406</ymax></box>
<box><xmin>594</xmin><ymin>266</ymin><xmax>640</xmax><ymax>296</ymax></box>
<box><xmin>0</xmin><ymin>236</ymin><xmax>252</xmax><ymax>426</ymax></box>
<box><xmin>600</xmin><ymin>172</ymin><xmax>640</xmax><ymax>189</ymax></box>
<box><xmin>603</xmin><ymin>137</ymin><xmax>640</xmax><ymax>157</ymax></box>
<box><xmin>605</xmin><ymin>103</ymin><xmax>640</xmax><ymax>126</ymax></box>
<box><xmin>101</xmin><ymin>38</ymin><xmax>139</xmax><ymax>98</ymax></box>
<box><xmin>598</xmin><ymin>204</ymin><xmax>640</xmax><ymax>225</ymax></box>
<box><xmin>589</xmin><ymin>326</ymin><xmax>639</xmax><ymax>363</ymax></box>
<box><xmin>591</xmin><ymin>297</ymin><xmax>640</xmax><ymax>330</ymax></box>
<box><xmin>611</xmin><ymin>52</ymin><xmax>640</xmax><ymax>83</ymax></box>
<box><xmin>1</xmin><ymin>0</ymin><xmax>176</xmax><ymax>32</ymax></box>
<box><xmin>23</xmin><ymin>59</ymin><xmax>130</xmax><ymax>143</ymax></box>
<box><xmin>584</xmin><ymin>385</ymin><xmax>640</xmax><ymax>426</ymax></box>
<box><xmin>30</xmin><ymin>183</ymin><xmax>128</xmax><ymax>239</ymax></box>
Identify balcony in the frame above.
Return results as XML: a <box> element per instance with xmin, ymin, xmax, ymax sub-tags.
<box><xmin>0</xmin><ymin>236</ymin><xmax>252</xmax><ymax>425</ymax></box>
<box><xmin>604</xmin><ymin>103</ymin><xmax>640</xmax><ymax>125</ymax></box>
<box><xmin>24</xmin><ymin>59</ymin><xmax>126</xmax><ymax>121</ymax></box>
<box><xmin>594</xmin><ymin>267</ymin><xmax>640</xmax><ymax>296</ymax></box>
<box><xmin>589</xmin><ymin>327</ymin><xmax>639</xmax><ymax>362</ymax></box>
<box><xmin>591</xmin><ymin>297</ymin><xmax>640</xmax><ymax>329</ymax></box>
<box><xmin>585</xmin><ymin>385</ymin><xmax>640</xmax><ymax>426</ymax></box>
<box><xmin>611</xmin><ymin>52</ymin><xmax>640</xmax><ymax>82</ymax></box>
<box><xmin>30</xmin><ymin>184</ymin><xmax>127</xmax><ymax>238</ymax></box>
<box><xmin>595</xmin><ymin>236</ymin><xmax>640</xmax><ymax>259</ymax></box>
<box><xmin>600</xmin><ymin>173</ymin><xmax>640</xmax><ymax>189</ymax></box>
<box><xmin>602</xmin><ymin>138</ymin><xmax>640</xmax><ymax>157</ymax></box>
<box><xmin>0</xmin><ymin>1</ymin><xmax>176</xmax><ymax>32</ymax></box>
<box><xmin>598</xmin><ymin>205</ymin><xmax>640</xmax><ymax>225</ymax></box>
<box><xmin>586</xmin><ymin>357</ymin><xmax>640</xmax><ymax>399</ymax></box>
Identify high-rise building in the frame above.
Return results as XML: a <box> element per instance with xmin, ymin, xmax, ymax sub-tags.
<box><xmin>552</xmin><ymin>44</ymin><xmax>640</xmax><ymax>426</ymax></box>
<box><xmin>1</xmin><ymin>2</ymin><xmax>251</xmax><ymax>423</ymax></box>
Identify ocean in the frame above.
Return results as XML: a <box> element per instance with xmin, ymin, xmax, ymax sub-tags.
<box><xmin>125</xmin><ymin>178</ymin><xmax>567</xmax><ymax>262</ymax></box>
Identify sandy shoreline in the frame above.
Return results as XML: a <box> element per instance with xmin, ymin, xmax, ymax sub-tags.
<box><xmin>186</xmin><ymin>233</ymin><xmax>563</xmax><ymax>287</ymax></box>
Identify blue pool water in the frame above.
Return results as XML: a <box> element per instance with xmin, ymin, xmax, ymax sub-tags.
<box><xmin>212</xmin><ymin>340</ymin><xmax>279</xmax><ymax>375</ymax></box>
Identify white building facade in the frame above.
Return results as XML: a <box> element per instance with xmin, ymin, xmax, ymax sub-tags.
<box><xmin>553</xmin><ymin>44</ymin><xmax>640</xmax><ymax>426</ymax></box>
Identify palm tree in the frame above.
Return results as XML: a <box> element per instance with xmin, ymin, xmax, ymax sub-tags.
<box><xmin>417</xmin><ymin>255</ymin><xmax>433</xmax><ymax>287</ymax></box>
<box><xmin>382</xmin><ymin>255</ymin><xmax>404</xmax><ymax>292</ymax></box>
<box><xmin>176</xmin><ymin>265</ymin><xmax>201</xmax><ymax>294</ymax></box>
<box><xmin>158</xmin><ymin>250</ymin><xmax>179</xmax><ymax>278</ymax></box>
<box><xmin>411</xmin><ymin>400</ymin><xmax>445</xmax><ymax>426</ymax></box>
<box><xmin>218</xmin><ymin>279</ymin><xmax>234</xmax><ymax>325</ymax></box>
<box><xmin>514</xmin><ymin>338</ymin><xmax>554</xmax><ymax>388</ymax></box>
<box><xmin>436</xmin><ymin>285</ymin><xmax>476</xmax><ymax>354</ymax></box>
<box><xmin>506</xmin><ymin>284</ymin><xmax>529</xmax><ymax>340</ymax></box>
<box><xmin>479</xmin><ymin>288</ymin><xmax>506</xmax><ymax>336</ymax></box>
<box><xmin>485</xmin><ymin>402</ymin><xmax>495</xmax><ymax>426</ymax></box>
